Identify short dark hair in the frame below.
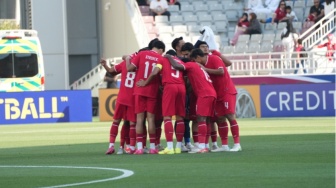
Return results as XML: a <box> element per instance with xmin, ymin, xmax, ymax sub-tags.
<box><xmin>171</xmin><ymin>37</ymin><xmax>183</xmax><ymax>51</ymax></box>
<box><xmin>152</xmin><ymin>40</ymin><xmax>165</xmax><ymax>52</ymax></box>
<box><xmin>194</xmin><ymin>41</ymin><xmax>208</xmax><ymax>49</ymax></box>
<box><xmin>148</xmin><ymin>38</ymin><xmax>159</xmax><ymax>49</ymax></box>
<box><xmin>165</xmin><ymin>49</ymin><xmax>177</xmax><ymax>56</ymax></box>
<box><xmin>285</xmin><ymin>5</ymin><xmax>292</xmax><ymax>10</ymax></box>
<box><xmin>138</xmin><ymin>47</ymin><xmax>150</xmax><ymax>52</ymax></box>
<box><xmin>181</xmin><ymin>42</ymin><xmax>194</xmax><ymax>52</ymax></box>
<box><xmin>189</xmin><ymin>48</ymin><xmax>205</xmax><ymax>60</ymax></box>
<box><xmin>297</xmin><ymin>38</ymin><xmax>303</xmax><ymax>44</ymax></box>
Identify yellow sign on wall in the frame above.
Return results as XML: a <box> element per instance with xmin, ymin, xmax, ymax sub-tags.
<box><xmin>99</xmin><ymin>88</ymin><xmax>119</xmax><ymax>121</ymax></box>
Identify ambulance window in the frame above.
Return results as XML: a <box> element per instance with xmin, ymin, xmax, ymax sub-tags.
<box><xmin>15</xmin><ymin>53</ymin><xmax>38</xmax><ymax>77</ymax></box>
<box><xmin>0</xmin><ymin>53</ymin><xmax>13</xmax><ymax>78</ymax></box>
<box><xmin>0</xmin><ymin>53</ymin><xmax>38</xmax><ymax>78</ymax></box>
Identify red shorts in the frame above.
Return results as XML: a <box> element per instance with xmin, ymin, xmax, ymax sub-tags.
<box><xmin>189</xmin><ymin>91</ymin><xmax>197</xmax><ymax>120</ymax></box>
<box><xmin>114</xmin><ymin>102</ymin><xmax>136</xmax><ymax>122</ymax></box>
<box><xmin>216</xmin><ymin>94</ymin><xmax>236</xmax><ymax>115</ymax></box>
<box><xmin>162</xmin><ymin>84</ymin><xmax>186</xmax><ymax>117</ymax></box>
<box><xmin>196</xmin><ymin>96</ymin><xmax>216</xmax><ymax>117</ymax></box>
<box><xmin>134</xmin><ymin>95</ymin><xmax>157</xmax><ymax>114</ymax></box>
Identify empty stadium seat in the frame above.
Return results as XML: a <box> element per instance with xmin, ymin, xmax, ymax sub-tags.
<box><xmin>265</xmin><ymin>23</ymin><xmax>276</xmax><ymax>31</ymax></box>
<box><xmin>294</xmin><ymin>8</ymin><xmax>304</xmax><ymax>22</ymax></box>
<box><xmin>192</xmin><ymin>1</ymin><xmax>204</xmax><ymax>7</ymax></box>
<box><xmin>262</xmin><ymin>33</ymin><xmax>275</xmax><ymax>43</ymax></box>
<box><xmin>222</xmin><ymin>46</ymin><xmax>235</xmax><ymax>54</ymax></box>
<box><xmin>292</xmin><ymin>22</ymin><xmax>302</xmax><ymax>32</ymax></box>
<box><xmin>294</xmin><ymin>1</ymin><xmax>305</xmax><ymax>8</ymax></box>
<box><xmin>183</xmin><ymin>14</ymin><xmax>198</xmax><ymax>24</ymax></box>
<box><xmin>225</xmin><ymin>10</ymin><xmax>239</xmax><ymax>22</ymax></box>
<box><xmin>208</xmin><ymin>3</ymin><xmax>223</xmax><ymax>12</ymax></box>
<box><xmin>250</xmin><ymin>34</ymin><xmax>263</xmax><ymax>44</ymax></box>
<box><xmin>173</xmin><ymin>25</ymin><xmax>187</xmax><ymax>33</ymax></box>
<box><xmin>170</xmin><ymin>15</ymin><xmax>184</xmax><ymax>24</ymax></box>
<box><xmin>188</xmin><ymin>25</ymin><xmax>201</xmax><ymax>33</ymax></box>
<box><xmin>145</xmin><ymin>23</ymin><xmax>158</xmax><ymax>34</ymax></box>
<box><xmin>214</xmin><ymin>21</ymin><xmax>227</xmax><ymax>33</ymax></box>
<box><xmin>181</xmin><ymin>4</ymin><xmax>194</xmax><ymax>12</ymax></box>
<box><xmin>247</xmin><ymin>43</ymin><xmax>260</xmax><ymax>53</ymax></box>
<box><xmin>194</xmin><ymin>4</ymin><xmax>208</xmax><ymax>13</ymax></box>
<box><xmin>158</xmin><ymin>25</ymin><xmax>173</xmax><ymax>34</ymax></box>
<box><xmin>237</xmin><ymin>34</ymin><xmax>250</xmax><ymax>44</ymax></box>
<box><xmin>168</xmin><ymin>5</ymin><xmax>180</xmax><ymax>13</ymax></box>
<box><xmin>198</xmin><ymin>14</ymin><xmax>213</xmax><ymax>22</ymax></box>
<box><xmin>142</xmin><ymin>16</ymin><xmax>154</xmax><ymax>24</ymax></box>
<box><xmin>260</xmin><ymin>43</ymin><xmax>273</xmax><ymax>52</ymax></box>
<box><xmin>155</xmin><ymin>15</ymin><xmax>169</xmax><ymax>24</ymax></box>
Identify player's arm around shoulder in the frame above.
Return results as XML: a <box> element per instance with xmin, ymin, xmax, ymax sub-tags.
<box><xmin>164</xmin><ymin>54</ymin><xmax>184</xmax><ymax>70</ymax></box>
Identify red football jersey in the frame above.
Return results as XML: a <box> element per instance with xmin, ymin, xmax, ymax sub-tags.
<box><xmin>158</xmin><ymin>56</ymin><xmax>184</xmax><ymax>86</ymax></box>
<box><xmin>131</xmin><ymin>50</ymin><xmax>161</xmax><ymax>98</ymax></box>
<box><xmin>113</xmin><ymin>61</ymin><xmax>135</xmax><ymax>106</ymax></box>
<box><xmin>181</xmin><ymin>62</ymin><xmax>216</xmax><ymax>98</ymax></box>
<box><xmin>207</xmin><ymin>55</ymin><xmax>237</xmax><ymax>96</ymax></box>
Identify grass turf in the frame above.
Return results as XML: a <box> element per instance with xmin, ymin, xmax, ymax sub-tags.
<box><xmin>0</xmin><ymin>117</ymin><xmax>334</xmax><ymax>188</ymax></box>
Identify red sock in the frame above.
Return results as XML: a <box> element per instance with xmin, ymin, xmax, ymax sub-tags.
<box><xmin>149</xmin><ymin>133</ymin><xmax>156</xmax><ymax>146</ymax></box>
<box><xmin>175</xmin><ymin>120</ymin><xmax>185</xmax><ymax>142</ymax></box>
<box><xmin>109</xmin><ymin>121</ymin><xmax>120</xmax><ymax>143</ymax></box>
<box><xmin>230</xmin><ymin>120</ymin><xmax>240</xmax><ymax>144</ymax></box>
<box><xmin>205</xmin><ymin>122</ymin><xmax>211</xmax><ymax>145</ymax></box>
<box><xmin>218</xmin><ymin>122</ymin><xmax>229</xmax><ymax>145</ymax></box>
<box><xmin>211</xmin><ymin>131</ymin><xmax>217</xmax><ymax>143</ymax></box>
<box><xmin>192</xmin><ymin>131</ymin><xmax>199</xmax><ymax>143</ymax></box>
<box><xmin>129</xmin><ymin>124</ymin><xmax>136</xmax><ymax>147</ymax></box>
<box><xmin>120</xmin><ymin>124</ymin><xmax>126</xmax><ymax>148</ymax></box>
<box><xmin>198</xmin><ymin>121</ymin><xmax>207</xmax><ymax>144</ymax></box>
<box><xmin>143</xmin><ymin>124</ymin><xmax>147</xmax><ymax>147</ymax></box>
<box><xmin>155</xmin><ymin>120</ymin><xmax>162</xmax><ymax>145</ymax></box>
<box><xmin>124</xmin><ymin>124</ymin><xmax>130</xmax><ymax>145</ymax></box>
<box><xmin>164</xmin><ymin>119</ymin><xmax>174</xmax><ymax>142</ymax></box>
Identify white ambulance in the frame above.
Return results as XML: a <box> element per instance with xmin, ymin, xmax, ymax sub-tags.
<box><xmin>0</xmin><ymin>30</ymin><xmax>45</xmax><ymax>91</ymax></box>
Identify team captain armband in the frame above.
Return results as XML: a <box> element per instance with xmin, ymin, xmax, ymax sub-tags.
<box><xmin>156</xmin><ymin>64</ymin><xmax>163</xmax><ymax>70</ymax></box>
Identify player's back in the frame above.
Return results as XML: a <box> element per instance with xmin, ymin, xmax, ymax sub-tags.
<box><xmin>114</xmin><ymin>60</ymin><xmax>135</xmax><ymax>106</ymax></box>
<box><xmin>208</xmin><ymin>54</ymin><xmax>237</xmax><ymax>95</ymax></box>
<box><xmin>182</xmin><ymin>62</ymin><xmax>216</xmax><ymax>98</ymax></box>
<box><xmin>159</xmin><ymin>57</ymin><xmax>184</xmax><ymax>85</ymax></box>
<box><xmin>131</xmin><ymin>50</ymin><xmax>161</xmax><ymax>98</ymax></box>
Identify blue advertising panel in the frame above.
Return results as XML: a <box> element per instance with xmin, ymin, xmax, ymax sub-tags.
<box><xmin>0</xmin><ymin>90</ymin><xmax>92</xmax><ymax>125</ymax></box>
<box><xmin>260</xmin><ymin>83</ymin><xmax>336</xmax><ymax>117</ymax></box>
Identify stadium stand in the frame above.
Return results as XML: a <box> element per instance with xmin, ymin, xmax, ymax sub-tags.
<box><xmin>137</xmin><ymin>0</ymin><xmax>334</xmax><ymax>55</ymax></box>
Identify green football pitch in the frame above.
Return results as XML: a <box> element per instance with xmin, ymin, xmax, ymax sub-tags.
<box><xmin>0</xmin><ymin>117</ymin><xmax>334</xmax><ymax>188</ymax></box>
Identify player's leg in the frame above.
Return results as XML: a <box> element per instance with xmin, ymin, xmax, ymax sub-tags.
<box><xmin>146</xmin><ymin>96</ymin><xmax>159</xmax><ymax>154</ymax></box>
<box><xmin>210</xmin><ymin>120</ymin><xmax>219</xmax><ymax>150</ymax></box>
<box><xmin>211</xmin><ymin>99</ymin><xmax>231</xmax><ymax>152</ymax></box>
<box><xmin>134</xmin><ymin>95</ymin><xmax>146</xmax><ymax>154</ymax></box>
<box><xmin>105</xmin><ymin>102</ymin><xmax>123</xmax><ymax>155</ymax></box>
<box><xmin>158</xmin><ymin>116</ymin><xmax>175</xmax><ymax>154</ymax></box>
<box><xmin>227</xmin><ymin>113</ymin><xmax>241</xmax><ymax>152</ymax></box>
<box><xmin>117</xmin><ymin>121</ymin><xmax>130</xmax><ymax>154</ymax></box>
<box><xmin>225</xmin><ymin>94</ymin><xmax>242</xmax><ymax>152</ymax></box>
<box><xmin>155</xmin><ymin>118</ymin><xmax>163</xmax><ymax>150</ymax></box>
<box><xmin>125</xmin><ymin>105</ymin><xmax>136</xmax><ymax>154</ymax></box>
<box><xmin>189</xmin><ymin>96</ymin><xmax>216</xmax><ymax>153</ymax></box>
<box><xmin>174</xmin><ymin>115</ymin><xmax>185</xmax><ymax>154</ymax></box>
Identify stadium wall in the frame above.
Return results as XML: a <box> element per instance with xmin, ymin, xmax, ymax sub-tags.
<box><xmin>98</xmin><ymin>74</ymin><xmax>335</xmax><ymax>121</ymax></box>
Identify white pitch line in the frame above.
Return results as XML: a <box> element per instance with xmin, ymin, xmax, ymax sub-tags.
<box><xmin>0</xmin><ymin>165</ymin><xmax>134</xmax><ymax>188</ymax></box>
